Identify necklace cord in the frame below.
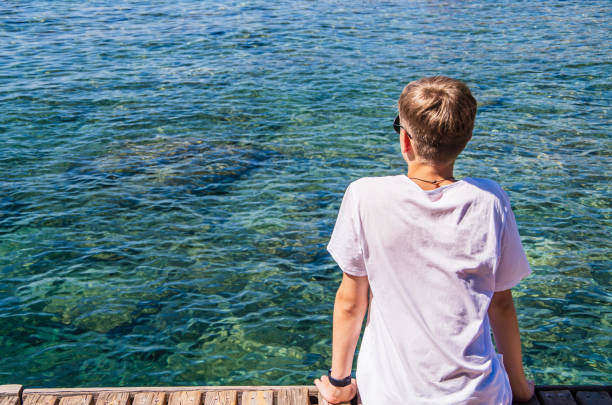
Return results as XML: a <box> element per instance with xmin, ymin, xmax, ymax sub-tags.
<box><xmin>407</xmin><ymin>176</ymin><xmax>456</xmax><ymax>186</ymax></box>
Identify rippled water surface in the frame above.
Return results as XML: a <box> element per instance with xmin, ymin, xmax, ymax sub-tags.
<box><xmin>1</xmin><ymin>0</ymin><xmax>610</xmax><ymax>388</ymax></box>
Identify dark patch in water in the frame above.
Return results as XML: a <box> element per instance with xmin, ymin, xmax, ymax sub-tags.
<box><xmin>62</xmin><ymin>140</ymin><xmax>278</xmax><ymax>196</ymax></box>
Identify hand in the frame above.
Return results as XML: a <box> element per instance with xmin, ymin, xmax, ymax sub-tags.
<box><xmin>513</xmin><ymin>380</ymin><xmax>535</xmax><ymax>402</ymax></box>
<box><xmin>314</xmin><ymin>375</ymin><xmax>357</xmax><ymax>404</ymax></box>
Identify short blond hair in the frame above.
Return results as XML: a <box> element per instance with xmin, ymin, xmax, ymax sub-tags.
<box><xmin>398</xmin><ymin>76</ymin><xmax>477</xmax><ymax>163</ymax></box>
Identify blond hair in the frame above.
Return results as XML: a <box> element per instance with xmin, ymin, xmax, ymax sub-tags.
<box><xmin>398</xmin><ymin>76</ymin><xmax>477</xmax><ymax>163</ymax></box>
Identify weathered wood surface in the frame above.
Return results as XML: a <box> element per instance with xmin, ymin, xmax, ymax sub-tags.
<box><xmin>10</xmin><ymin>385</ymin><xmax>611</xmax><ymax>405</ymax></box>
<box><xmin>0</xmin><ymin>385</ymin><xmax>24</xmax><ymax>405</ymax></box>
<box><xmin>203</xmin><ymin>391</ymin><xmax>236</xmax><ymax>405</ymax></box>
<box><xmin>58</xmin><ymin>395</ymin><xmax>93</xmax><ymax>405</ymax></box>
<box><xmin>0</xmin><ymin>386</ymin><xmax>23</xmax><ymax>398</ymax></box>
<box><xmin>576</xmin><ymin>391</ymin><xmax>612</xmax><ymax>405</ymax></box>
<box><xmin>540</xmin><ymin>390</ymin><xmax>578</xmax><ymax>405</ymax></box>
<box><xmin>167</xmin><ymin>391</ymin><xmax>201</xmax><ymax>405</ymax></box>
<box><xmin>132</xmin><ymin>392</ymin><xmax>165</xmax><ymax>405</ymax></box>
<box><xmin>0</xmin><ymin>397</ymin><xmax>19</xmax><ymax>405</ymax></box>
<box><xmin>277</xmin><ymin>388</ymin><xmax>310</xmax><ymax>405</ymax></box>
<box><xmin>22</xmin><ymin>394</ymin><xmax>58</xmax><ymax>405</ymax></box>
<box><xmin>23</xmin><ymin>387</ymin><xmax>316</xmax><ymax>396</ymax></box>
<box><xmin>95</xmin><ymin>393</ymin><xmax>129</xmax><ymax>405</ymax></box>
<box><xmin>240</xmin><ymin>391</ymin><xmax>273</xmax><ymax>405</ymax></box>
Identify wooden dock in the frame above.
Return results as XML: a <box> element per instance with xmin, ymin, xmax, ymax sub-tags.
<box><xmin>1</xmin><ymin>384</ymin><xmax>611</xmax><ymax>405</ymax></box>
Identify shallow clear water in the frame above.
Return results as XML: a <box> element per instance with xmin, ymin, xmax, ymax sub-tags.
<box><xmin>1</xmin><ymin>0</ymin><xmax>610</xmax><ymax>388</ymax></box>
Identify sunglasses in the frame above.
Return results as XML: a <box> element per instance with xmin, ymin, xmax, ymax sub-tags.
<box><xmin>393</xmin><ymin>115</ymin><xmax>412</xmax><ymax>139</ymax></box>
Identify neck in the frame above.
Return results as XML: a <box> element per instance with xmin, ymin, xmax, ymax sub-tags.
<box><xmin>407</xmin><ymin>160</ymin><xmax>454</xmax><ymax>178</ymax></box>
<box><xmin>406</xmin><ymin>160</ymin><xmax>456</xmax><ymax>189</ymax></box>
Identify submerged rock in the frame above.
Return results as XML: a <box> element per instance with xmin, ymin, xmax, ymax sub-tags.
<box><xmin>83</xmin><ymin>137</ymin><xmax>277</xmax><ymax>195</ymax></box>
<box><xmin>38</xmin><ymin>276</ymin><xmax>153</xmax><ymax>334</ymax></box>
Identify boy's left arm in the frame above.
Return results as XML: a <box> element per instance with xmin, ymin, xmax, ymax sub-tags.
<box><xmin>314</xmin><ymin>272</ymin><xmax>369</xmax><ymax>404</ymax></box>
<box><xmin>488</xmin><ymin>289</ymin><xmax>534</xmax><ymax>402</ymax></box>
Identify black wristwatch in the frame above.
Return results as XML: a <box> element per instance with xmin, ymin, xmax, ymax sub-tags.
<box><xmin>328</xmin><ymin>368</ymin><xmax>352</xmax><ymax>387</ymax></box>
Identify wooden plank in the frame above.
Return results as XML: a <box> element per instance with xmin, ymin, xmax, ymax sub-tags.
<box><xmin>539</xmin><ymin>390</ymin><xmax>578</xmax><ymax>405</ymax></box>
<box><xmin>132</xmin><ymin>392</ymin><xmax>165</xmax><ymax>405</ymax></box>
<box><xmin>0</xmin><ymin>397</ymin><xmax>19</xmax><ymax>405</ymax></box>
<box><xmin>58</xmin><ymin>396</ymin><xmax>93</xmax><ymax>405</ymax></box>
<box><xmin>240</xmin><ymin>391</ymin><xmax>273</xmax><ymax>405</ymax></box>
<box><xmin>23</xmin><ymin>387</ymin><xmax>316</xmax><ymax>396</ymax></box>
<box><xmin>317</xmin><ymin>392</ymin><xmax>352</xmax><ymax>405</ymax></box>
<box><xmin>203</xmin><ymin>392</ymin><xmax>236</xmax><ymax>405</ymax></box>
<box><xmin>167</xmin><ymin>392</ymin><xmax>201</xmax><ymax>405</ymax></box>
<box><xmin>95</xmin><ymin>393</ymin><xmax>130</xmax><ymax>405</ymax></box>
<box><xmin>0</xmin><ymin>386</ymin><xmax>22</xmax><ymax>405</ymax></box>
<box><xmin>576</xmin><ymin>391</ymin><xmax>612</xmax><ymax>405</ymax></box>
<box><xmin>0</xmin><ymin>386</ymin><xmax>23</xmax><ymax>397</ymax></box>
<box><xmin>537</xmin><ymin>386</ymin><xmax>612</xmax><ymax>393</ymax></box>
<box><xmin>23</xmin><ymin>394</ymin><xmax>58</xmax><ymax>405</ymax></box>
<box><xmin>277</xmin><ymin>388</ymin><xmax>310</xmax><ymax>405</ymax></box>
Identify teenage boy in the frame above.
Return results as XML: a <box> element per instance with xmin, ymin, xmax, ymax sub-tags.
<box><xmin>314</xmin><ymin>76</ymin><xmax>534</xmax><ymax>404</ymax></box>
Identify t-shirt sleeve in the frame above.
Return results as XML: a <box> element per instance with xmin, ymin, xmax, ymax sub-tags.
<box><xmin>327</xmin><ymin>183</ymin><xmax>367</xmax><ymax>277</ymax></box>
<box><xmin>495</xmin><ymin>195</ymin><xmax>531</xmax><ymax>291</ymax></box>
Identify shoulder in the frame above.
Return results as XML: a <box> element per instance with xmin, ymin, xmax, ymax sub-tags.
<box><xmin>462</xmin><ymin>178</ymin><xmax>514</xmax><ymax>224</ymax></box>
<box><xmin>462</xmin><ymin>177</ymin><xmax>510</xmax><ymax>204</ymax></box>
<box><xmin>349</xmin><ymin>175</ymin><xmax>403</xmax><ymax>192</ymax></box>
<box><xmin>346</xmin><ymin>175</ymin><xmax>403</xmax><ymax>200</ymax></box>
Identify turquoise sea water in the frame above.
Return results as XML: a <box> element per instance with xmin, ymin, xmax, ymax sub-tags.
<box><xmin>1</xmin><ymin>0</ymin><xmax>610</xmax><ymax>388</ymax></box>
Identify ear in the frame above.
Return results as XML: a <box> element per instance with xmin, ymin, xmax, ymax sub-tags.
<box><xmin>400</xmin><ymin>129</ymin><xmax>413</xmax><ymax>162</ymax></box>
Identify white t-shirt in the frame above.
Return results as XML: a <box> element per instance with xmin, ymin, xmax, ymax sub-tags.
<box><xmin>327</xmin><ymin>175</ymin><xmax>531</xmax><ymax>405</ymax></box>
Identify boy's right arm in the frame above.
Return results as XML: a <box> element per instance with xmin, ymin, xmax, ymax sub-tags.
<box><xmin>488</xmin><ymin>289</ymin><xmax>535</xmax><ymax>402</ymax></box>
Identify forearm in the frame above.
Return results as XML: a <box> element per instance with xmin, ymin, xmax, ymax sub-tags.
<box><xmin>488</xmin><ymin>291</ymin><xmax>529</xmax><ymax>395</ymax></box>
<box><xmin>330</xmin><ymin>293</ymin><xmax>367</xmax><ymax>378</ymax></box>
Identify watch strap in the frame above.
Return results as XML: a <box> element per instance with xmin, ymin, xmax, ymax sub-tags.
<box><xmin>327</xmin><ymin>368</ymin><xmax>352</xmax><ymax>387</ymax></box>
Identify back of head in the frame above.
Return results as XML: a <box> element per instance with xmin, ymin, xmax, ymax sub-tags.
<box><xmin>398</xmin><ymin>76</ymin><xmax>477</xmax><ymax>163</ymax></box>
